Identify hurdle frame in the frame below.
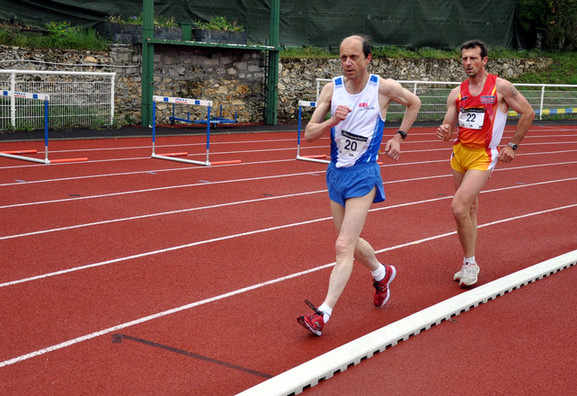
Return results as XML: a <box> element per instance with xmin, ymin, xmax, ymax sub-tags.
<box><xmin>169</xmin><ymin>103</ymin><xmax>238</xmax><ymax>128</ymax></box>
<box><xmin>296</xmin><ymin>100</ymin><xmax>330</xmax><ymax>164</ymax></box>
<box><xmin>0</xmin><ymin>90</ymin><xmax>49</xmax><ymax>164</ymax></box>
<box><xmin>151</xmin><ymin>95</ymin><xmax>240</xmax><ymax>166</ymax></box>
<box><xmin>0</xmin><ymin>90</ymin><xmax>88</xmax><ymax>165</ymax></box>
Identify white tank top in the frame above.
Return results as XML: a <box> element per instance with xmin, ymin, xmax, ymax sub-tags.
<box><xmin>330</xmin><ymin>74</ymin><xmax>386</xmax><ymax>168</ymax></box>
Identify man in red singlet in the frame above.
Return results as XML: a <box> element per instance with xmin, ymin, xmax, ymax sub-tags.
<box><xmin>436</xmin><ymin>39</ymin><xmax>535</xmax><ymax>287</ymax></box>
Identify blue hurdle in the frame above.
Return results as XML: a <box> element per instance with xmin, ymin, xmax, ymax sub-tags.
<box><xmin>151</xmin><ymin>95</ymin><xmax>240</xmax><ymax>166</ymax></box>
<box><xmin>169</xmin><ymin>103</ymin><xmax>238</xmax><ymax>127</ymax></box>
<box><xmin>0</xmin><ymin>91</ymin><xmax>86</xmax><ymax>164</ymax></box>
<box><xmin>296</xmin><ymin>100</ymin><xmax>330</xmax><ymax>164</ymax></box>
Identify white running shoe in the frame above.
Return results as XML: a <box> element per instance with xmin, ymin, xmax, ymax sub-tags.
<box><xmin>458</xmin><ymin>262</ymin><xmax>480</xmax><ymax>286</ymax></box>
<box><xmin>453</xmin><ymin>267</ymin><xmax>463</xmax><ymax>281</ymax></box>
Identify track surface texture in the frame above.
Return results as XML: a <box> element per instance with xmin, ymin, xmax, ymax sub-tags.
<box><xmin>1</xmin><ymin>122</ymin><xmax>576</xmax><ymax>395</ymax></box>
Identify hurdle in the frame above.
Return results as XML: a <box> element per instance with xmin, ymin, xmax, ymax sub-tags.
<box><xmin>169</xmin><ymin>103</ymin><xmax>238</xmax><ymax>127</ymax></box>
<box><xmin>296</xmin><ymin>100</ymin><xmax>330</xmax><ymax>164</ymax></box>
<box><xmin>151</xmin><ymin>95</ymin><xmax>241</xmax><ymax>166</ymax></box>
<box><xmin>0</xmin><ymin>90</ymin><xmax>88</xmax><ymax>165</ymax></box>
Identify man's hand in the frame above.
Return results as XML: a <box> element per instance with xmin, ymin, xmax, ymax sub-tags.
<box><xmin>330</xmin><ymin>105</ymin><xmax>352</xmax><ymax>127</ymax></box>
<box><xmin>498</xmin><ymin>145</ymin><xmax>515</xmax><ymax>163</ymax></box>
<box><xmin>437</xmin><ymin>123</ymin><xmax>452</xmax><ymax>141</ymax></box>
<box><xmin>384</xmin><ymin>135</ymin><xmax>402</xmax><ymax>161</ymax></box>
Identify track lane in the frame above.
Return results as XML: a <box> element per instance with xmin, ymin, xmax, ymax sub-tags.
<box><xmin>1</xmin><ymin>125</ymin><xmax>576</xmax><ymax>394</ymax></box>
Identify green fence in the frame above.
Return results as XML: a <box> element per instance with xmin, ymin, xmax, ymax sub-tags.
<box><xmin>0</xmin><ymin>0</ymin><xmax>520</xmax><ymax>49</ymax></box>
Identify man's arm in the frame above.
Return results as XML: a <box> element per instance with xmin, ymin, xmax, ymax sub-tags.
<box><xmin>497</xmin><ymin>78</ymin><xmax>535</xmax><ymax>162</ymax></box>
<box><xmin>381</xmin><ymin>79</ymin><xmax>422</xmax><ymax>161</ymax></box>
<box><xmin>305</xmin><ymin>82</ymin><xmax>346</xmax><ymax>142</ymax></box>
<box><xmin>437</xmin><ymin>86</ymin><xmax>459</xmax><ymax>141</ymax></box>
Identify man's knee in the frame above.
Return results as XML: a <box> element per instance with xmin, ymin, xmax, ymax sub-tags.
<box><xmin>451</xmin><ymin>197</ymin><xmax>469</xmax><ymax>222</ymax></box>
<box><xmin>335</xmin><ymin>236</ymin><xmax>355</xmax><ymax>257</ymax></box>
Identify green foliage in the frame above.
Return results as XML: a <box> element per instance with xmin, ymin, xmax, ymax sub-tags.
<box><xmin>511</xmin><ymin>51</ymin><xmax>577</xmax><ymax>85</ymax></box>
<box><xmin>46</xmin><ymin>21</ymin><xmax>81</xmax><ymax>47</ymax></box>
<box><xmin>107</xmin><ymin>13</ymin><xmax>178</xmax><ymax>28</ymax></box>
<box><xmin>193</xmin><ymin>16</ymin><xmax>244</xmax><ymax>32</ymax></box>
<box><xmin>0</xmin><ymin>22</ymin><xmax>109</xmax><ymax>50</ymax></box>
<box><xmin>518</xmin><ymin>0</ymin><xmax>577</xmax><ymax>50</ymax></box>
<box><xmin>280</xmin><ymin>46</ymin><xmax>334</xmax><ymax>58</ymax></box>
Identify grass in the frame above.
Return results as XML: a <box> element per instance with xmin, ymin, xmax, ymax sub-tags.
<box><xmin>511</xmin><ymin>51</ymin><xmax>577</xmax><ymax>85</ymax></box>
<box><xmin>0</xmin><ymin>22</ymin><xmax>110</xmax><ymax>51</ymax></box>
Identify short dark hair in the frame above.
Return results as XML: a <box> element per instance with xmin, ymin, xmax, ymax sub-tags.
<box><xmin>359</xmin><ymin>35</ymin><xmax>372</xmax><ymax>58</ymax></box>
<box><xmin>461</xmin><ymin>39</ymin><xmax>488</xmax><ymax>58</ymax></box>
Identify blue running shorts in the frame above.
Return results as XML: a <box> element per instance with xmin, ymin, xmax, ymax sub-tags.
<box><xmin>326</xmin><ymin>161</ymin><xmax>386</xmax><ymax>207</ymax></box>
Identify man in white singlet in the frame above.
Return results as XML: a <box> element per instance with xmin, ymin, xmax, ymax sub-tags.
<box><xmin>297</xmin><ymin>35</ymin><xmax>421</xmax><ymax>336</ymax></box>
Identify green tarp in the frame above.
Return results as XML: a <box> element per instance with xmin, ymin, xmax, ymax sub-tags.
<box><xmin>0</xmin><ymin>0</ymin><xmax>521</xmax><ymax>49</ymax></box>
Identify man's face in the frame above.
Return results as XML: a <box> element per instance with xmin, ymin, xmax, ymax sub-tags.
<box><xmin>340</xmin><ymin>38</ymin><xmax>370</xmax><ymax>80</ymax></box>
<box><xmin>461</xmin><ymin>46</ymin><xmax>487</xmax><ymax>78</ymax></box>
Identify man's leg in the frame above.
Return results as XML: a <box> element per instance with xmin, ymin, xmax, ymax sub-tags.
<box><xmin>451</xmin><ymin>169</ymin><xmax>491</xmax><ymax>285</ymax></box>
<box><xmin>297</xmin><ymin>189</ymin><xmax>376</xmax><ymax>335</ymax></box>
<box><xmin>452</xmin><ymin>169</ymin><xmax>490</xmax><ymax>257</ymax></box>
<box><xmin>323</xmin><ymin>189</ymin><xmax>376</xmax><ymax>308</ymax></box>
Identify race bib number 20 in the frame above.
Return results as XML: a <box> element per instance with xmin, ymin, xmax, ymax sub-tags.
<box><xmin>338</xmin><ymin>130</ymin><xmax>367</xmax><ymax>159</ymax></box>
<box><xmin>458</xmin><ymin>108</ymin><xmax>485</xmax><ymax>130</ymax></box>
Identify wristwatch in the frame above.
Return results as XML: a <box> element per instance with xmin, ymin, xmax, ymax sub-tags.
<box><xmin>508</xmin><ymin>142</ymin><xmax>518</xmax><ymax>150</ymax></box>
<box><xmin>396</xmin><ymin>130</ymin><xmax>407</xmax><ymax>140</ymax></box>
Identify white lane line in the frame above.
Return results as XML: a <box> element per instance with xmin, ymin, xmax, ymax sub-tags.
<box><xmin>1</xmin><ymin>203</ymin><xmax>575</xmax><ymax>368</ymax></box>
<box><xmin>2</xmin><ymin>178</ymin><xmax>576</xmax><ymax>288</ymax></box>
<box><xmin>1</xmin><ymin>157</ymin><xmax>576</xmax><ymax>210</ymax></box>
<box><xmin>1</xmin><ymin>170</ymin><xmax>575</xmax><ymax>242</ymax></box>
<box><xmin>0</xmin><ymin>143</ymin><xmax>576</xmax><ymax>184</ymax></box>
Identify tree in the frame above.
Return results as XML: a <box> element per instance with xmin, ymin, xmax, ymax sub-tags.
<box><xmin>518</xmin><ymin>0</ymin><xmax>577</xmax><ymax>50</ymax></box>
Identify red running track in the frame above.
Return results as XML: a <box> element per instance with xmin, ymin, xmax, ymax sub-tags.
<box><xmin>0</xmin><ymin>124</ymin><xmax>576</xmax><ymax>395</ymax></box>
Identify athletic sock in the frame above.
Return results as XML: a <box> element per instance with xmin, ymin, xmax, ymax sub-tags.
<box><xmin>464</xmin><ymin>256</ymin><xmax>476</xmax><ymax>265</ymax></box>
<box><xmin>371</xmin><ymin>263</ymin><xmax>387</xmax><ymax>282</ymax></box>
<box><xmin>318</xmin><ymin>303</ymin><xmax>332</xmax><ymax>323</ymax></box>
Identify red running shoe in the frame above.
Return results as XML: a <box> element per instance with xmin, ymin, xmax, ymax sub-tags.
<box><xmin>373</xmin><ymin>265</ymin><xmax>396</xmax><ymax>308</ymax></box>
<box><xmin>297</xmin><ymin>300</ymin><xmax>325</xmax><ymax>336</ymax></box>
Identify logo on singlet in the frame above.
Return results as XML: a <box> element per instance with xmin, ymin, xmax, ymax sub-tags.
<box><xmin>358</xmin><ymin>102</ymin><xmax>375</xmax><ymax>111</ymax></box>
<box><xmin>480</xmin><ymin>95</ymin><xmax>496</xmax><ymax>104</ymax></box>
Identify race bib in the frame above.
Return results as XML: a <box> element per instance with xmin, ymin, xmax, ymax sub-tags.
<box><xmin>338</xmin><ymin>130</ymin><xmax>368</xmax><ymax>160</ymax></box>
<box><xmin>458</xmin><ymin>108</ymin><xmax>485</xmax><ymax>129</ymax></box>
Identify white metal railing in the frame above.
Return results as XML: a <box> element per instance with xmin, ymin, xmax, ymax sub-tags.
<box><xmin>0</xmin><ymin>70</ymin><xmax>116</xmax><ymax>131</ymax></box>
<box><xmin>314</xmin><ymin>78</ymin><xmax>577</xmax><ymax>121</ymax></box>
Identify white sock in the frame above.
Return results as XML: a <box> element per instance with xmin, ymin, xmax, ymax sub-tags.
<box><xmin>318</xmin><ymin>303</ymin><xmax>332</xmax><ymax>323</ymax></box>
<box><xmin>464</xmin><ymin>256</ymin><xmax>476</xmax><ymax>265</ymax></box>
<box><xmin>371</xmin><ymin>263</ymin><xmax>387</xmax><ymax>282</ymax></box>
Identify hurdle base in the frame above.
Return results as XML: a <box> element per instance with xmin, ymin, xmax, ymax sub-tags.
<box><xmin>50</xmin><ymin>157</ymin><xmax>89</xmax><ymax>164</ymax></box>
<box><xmin>157</xmin><ymin>152</ymin><xmax>189</xmax><ymax>157</ymax></box>
<box><xmin>210</xmin><ymin>159</ymin><xmax>242</xmax><ymax>165</ymax></box>
<box><xmin>152</xmin><ymin>153</ymin><xmax>209</xmax><ymax>166</ymax></box>
<box><xmin>0</xmin><ymin>150</ymin><xmax>38</xmax><ymax>155</ymax></box>
<box><xmin>0</xmin><ymin>152</ymin><xmax>48</xmax><ymax>164</ymax></box>
<box><xmin>152</xmin><ymin>154</ymin><xmax>241</xmax><ymax>166</ymax></box>
<box><xmin>296</xmin><ymin>155</ymin><xmax>330</xmax><ymax>164</ymax></box>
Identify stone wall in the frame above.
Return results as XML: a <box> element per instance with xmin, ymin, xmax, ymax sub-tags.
<box><xmin>278</xmin><ymin>57</ymin><xmax>552</xmax><ymax>119</ymax></box>
<box><xmin>0</xmin><ymin>44</ymin><xmax>552</xmax><ymax>125</ymax></box>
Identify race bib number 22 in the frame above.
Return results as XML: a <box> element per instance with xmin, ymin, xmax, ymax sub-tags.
<box><xmin>458</xmin><ymin>108</ymin><xmax>485</xmax><ymax>130</ymax></box>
